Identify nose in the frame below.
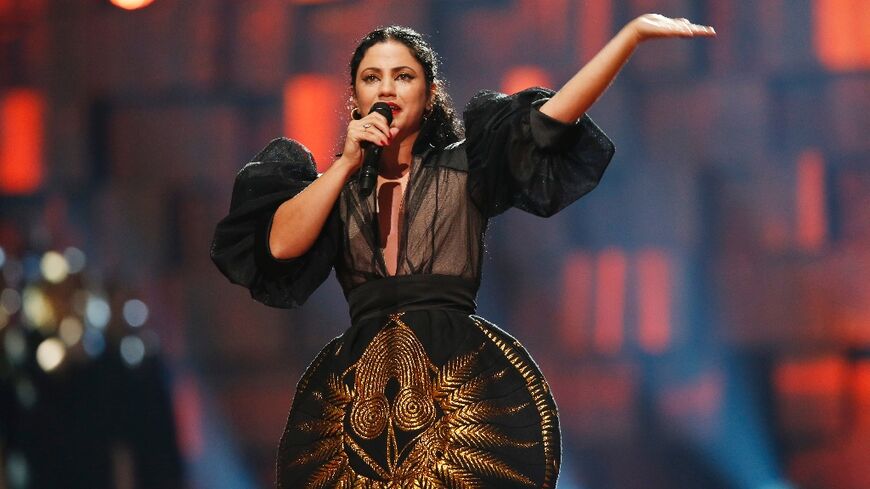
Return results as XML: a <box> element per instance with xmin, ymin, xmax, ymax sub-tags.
<box><xmin>378</xmin><ymin>77</ymin><xmax>396</xmax><ymax>98</ymax></box>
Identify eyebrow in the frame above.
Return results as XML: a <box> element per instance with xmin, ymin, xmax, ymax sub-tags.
<box><xmin>359</xmin><ymin>66</ymin><xmax>418</xmax><ymax>74</ymax></box>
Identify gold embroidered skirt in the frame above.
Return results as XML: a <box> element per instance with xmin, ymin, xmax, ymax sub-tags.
<box><xmin>276</xmin><ymin>276</ymin><xmax>561</xmax><ymax>489</ymax></box>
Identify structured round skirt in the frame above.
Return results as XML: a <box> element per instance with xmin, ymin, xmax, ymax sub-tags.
<box><xmin>277</xmin><ymin>275</ymin><xmax>561</xmax><ymax>488</ymax></box>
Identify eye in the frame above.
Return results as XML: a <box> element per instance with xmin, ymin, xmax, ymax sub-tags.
<box><xmin>362</xmin><ymin>74</ymin><xmax>379</xmax><ymax>83</ymax></box>
<box><xmin>396</xmin><ymin>73</ymin><xmax>414</xmax><ymax>81</ymax></box>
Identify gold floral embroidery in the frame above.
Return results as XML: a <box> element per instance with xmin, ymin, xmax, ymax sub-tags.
<box><xmin>285</xmin><ymin>312</ymin><xmax>557</xmax><ymax>488</ymax></box>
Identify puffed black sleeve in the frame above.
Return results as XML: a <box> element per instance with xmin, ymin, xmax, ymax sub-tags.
<box><xmin>463</xmin><ymin>87</ymin><xmax>615</xmax><ymax>218</ymax></box>
<box><xmin>210</xmin><ymin>137</ymin><xmax>340</xmax><ymax>308</ymax></box>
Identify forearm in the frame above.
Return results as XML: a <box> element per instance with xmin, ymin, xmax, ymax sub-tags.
<box><xmin>539</xmin><ymin>25</ymin><xmax>639</xmax><ymax>122</ymax></box>
<box><xmin>268</xmin><ymin>157</ymin><xmax>355</xmax><ymax>259</ymax></box>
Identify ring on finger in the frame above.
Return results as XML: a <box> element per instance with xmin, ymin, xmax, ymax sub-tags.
<box><xmin>363</xmin><ymin>123</ymin><xmax>372</xmax><ymax>129</ymax></box>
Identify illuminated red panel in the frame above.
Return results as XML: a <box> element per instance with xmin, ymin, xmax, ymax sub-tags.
<box><xmin>637</xmin><ymin>248</ymin><xmax>672</xmax><ymax>354</ymax></box>
<box><xmin>173</xmin><ymin>373</ymin><xmax>204</xmax><ymax>459</ymax></box>
<box><xmin>500</xmin><ymin>66</ymin><xmax>552</xmax><ymax>95</ymax></box>
<box><xmin>0</xmin><ymin>89</ymin><xmax>44</xmax><ymax>195</ymax></box>
<box><xmin>559</xmin><ymin>251</ymin><xmax>593</xmax><ymax>353</ymax></box>
<box><xmin>855</xmin><ymin>361</ymin><xmax>870</xmax><ymax>407</ymax></box>
<box><xmin>775</xmin><ymin>356</ymin><xmax>846</xmax><ymax>397</ymax></box>
<box><xmin>536</xmin><ymin>0</ymin><xmax>569</xmax><ymax>47</ymax></box>
<box><xmin>284</xmin><ymin>74</ymin><xmax>342</xmax><ymax>172</ymax></box>
<box><xmin>796</xmin><ymin>149</ymin><xmax>827</xmax><ymax>251</ymax></box>
<box><xmin>775</xmin><ymin>356</ymin><xmax>847</xmax><ymax>436</ymax></box>
<box><xmin>594</xmin><ymin>248</ymin><xmax>626</xmax><ymax>354</ymax></box>
<box><xmin>813</xmin><ymin>0</ymin><xmax>870</xmax><ymax>70</ymax></box>
<box><xmin>577</xmin><ymin>0</ymin><xmax>612</xmax><ymax>63</ymax></box>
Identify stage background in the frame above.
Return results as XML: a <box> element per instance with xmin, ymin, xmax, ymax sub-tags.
<box><xmin>1</xmin><ymin>1</ymin><xmax>868</xmax><ymax>488</ymax></box>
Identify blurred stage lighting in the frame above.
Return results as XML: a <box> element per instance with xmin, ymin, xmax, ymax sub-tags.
<box><xmin>36</xmin><ymin>338</ymin><xmax>66</xmax><ymax>372</ymax></box>
<box><xmin>110</xmin><ymin>0</ymin><xmax>155</xmax><ymax>10</ymax></box>
<box><xmin>63</xmin><ymin>246</ymin><xmax>86</xmax><ymax>274</ymax></box>
<box><xmin>120</xmin><ymin>335</ymin><xmax>146</xmax><ymax>367</ymax></box>
<box><xmin>85</xmin><ymin>294</ymin><xmax>111</xmax><ymax>329</ymax></box>
<box><xmin>123</xmin><ymin>299</ymin><xmax>149</xmax><ymax>327</ymax></box>
<box><xmin>6</xmin><ymin>450</ymin><xmax>29</xmax><ymax>488</ymax></box>
<box><xmin>40</xmin><ymin>250</ymin><xmax>69</xmax><ymax>283</ymax></box>
<box><xmin>59</xmin><ymin>316</ymin><xmax>84</xmax><ymax>346</ymax></box>
<box><xmin>22</xmin><ymin>286</ymin><xmax>55</xmax><ymax>331</ymax></box>
<box><xmin>4</xmin><ymin>328</ymin><xmax>27</xmax><ymax>365</ymax></box>
<box><xmin>1</xmin><ymin>287</ymin><xmax>22</xmax><ymax>315</ymax></box>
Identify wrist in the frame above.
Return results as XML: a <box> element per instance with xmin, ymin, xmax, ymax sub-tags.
<box><xmin>622</xmin><ymin>19</ymin><xmax>643</xmax><ymax>46</ymax></box>
<box><xmin>332</xmin><ymin>155</ymin><xmax>358</xmax><ymax>180</ymax></box>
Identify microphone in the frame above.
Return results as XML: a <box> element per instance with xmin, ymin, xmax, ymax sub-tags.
<box><xmin>358</xmin><ymin>102</ymin><xmax>394</xmax><ymax>197</ymax></box>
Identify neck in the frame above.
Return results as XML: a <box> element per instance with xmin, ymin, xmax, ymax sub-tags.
<box><xmin>379</xmin><ymin>131</ymin><xmax>417</xmax><ymax>178</ymax></box>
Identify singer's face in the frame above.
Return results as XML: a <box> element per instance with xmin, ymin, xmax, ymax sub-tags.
<box><xmin>353</xmin><ymin>40</ymin><xmax>432</xmax><ymax>141</ymax></box>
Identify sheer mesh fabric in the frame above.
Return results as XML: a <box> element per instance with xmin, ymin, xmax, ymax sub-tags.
<box><xmin>336</xmin><ymin>148</ymin><xmax>484</xmax><ymax>292</ymax></box>
<box><xmin>210</xmin><ymin>87</ymin><xmax>615</xmax><ymax>309</ymax></box>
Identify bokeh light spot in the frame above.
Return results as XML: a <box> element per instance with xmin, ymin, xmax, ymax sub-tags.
<box><xmin>2</xmin><ymin>258</ymin><xmax>23</xmax><ymax>287</ymax></box>
<box><xmin>36</xmin><ymin>337</ymin><xmax>66</xmax><ymax>372</ymax></box>
<box><xmin>1</xmin><ymin>288</ymin><xmax>22</xmax><ymax>315</ymax></box>
<box><xmin>6</xmin><ymin>450</ymin><xmax>30</xmax><ymax>488</ymax></box>
<box><xmin>4</xmin><ymin>328</ymin><xmax>27</xmax><ymax>365</ymax></box>
<box><xmin>22</xmin><ymin>286</ymin><xmax>55</xmax><ymax>331</ymax></box>
<box><xmin>86</xmin><ymin>295</ymin><xmax>111</xmax><ymax>329</ymax></box>
<box><xmin>122</xmin><ymin>299</ymin><xmax>149</xmax><ymax>327</ymax></box>
<box><xmin>40</xmin><ymin>251</ymin><xmax>69</xmax><ymax>284</ymax></box>
<box><xmin>63</xmin><ymin>247</ymin><xmax>86</xmax><ymax>274</ymax></box>
<box><xmin>59</xmin><ymin>316</ymin><xmax>84</xmax><ymax>346</ymax></box>
<box><xmin>120</xmin><ymin>335</ymin><xmax>146</xmax><ymax>367</ymax></box>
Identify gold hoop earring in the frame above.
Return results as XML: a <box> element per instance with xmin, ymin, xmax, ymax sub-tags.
<box><xmin>351</xmin><ymin>107</ymin><xmax>362</xmax><ymax>120</ymax></box>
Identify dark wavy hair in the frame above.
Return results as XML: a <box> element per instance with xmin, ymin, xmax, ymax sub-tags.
<box><xmin>349</xmin><ymin>26</ymin><xmax>464</xmax><ymax>154</ymax></box>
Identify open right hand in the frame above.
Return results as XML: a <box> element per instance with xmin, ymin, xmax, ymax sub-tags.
<box><xmin>629</xmin><ymin>14</ymin><xmax>716</xmax><ymax>43</ymax></box>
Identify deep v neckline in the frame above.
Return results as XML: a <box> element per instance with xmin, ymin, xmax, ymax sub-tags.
<box><xmin>373</xmin><ymin>160</ymin><xmax>415</xmax><ymax>277</ymax></box>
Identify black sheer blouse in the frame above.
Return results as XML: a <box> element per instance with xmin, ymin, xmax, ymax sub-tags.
<box><xmin>210</xmin><ymin>87</ymin><xmax>615</xmax><ymax>309</ymax></box>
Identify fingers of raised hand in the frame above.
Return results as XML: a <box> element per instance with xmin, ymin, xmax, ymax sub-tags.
<box><xmin>637</xmin><ymin>14</ymin><xmax>715</xmax><ymax>40</ymax></box>
<box><xmin>671</xmin><ymin>17</ymin><xmax>715</xmax><ymax>37</ymax></box>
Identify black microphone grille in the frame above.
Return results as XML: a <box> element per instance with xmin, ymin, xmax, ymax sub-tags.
<box><xmin>369</xmin><ymin>102</ymin><xmax>394</xmax><ymax>124</ymax></box>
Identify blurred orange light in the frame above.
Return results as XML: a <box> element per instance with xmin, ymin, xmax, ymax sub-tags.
<box><xmin>775</xmin><ymin>356</ymin><xmax>847</xmax><ymax>396</ymax></box>
<box><xmin>501</xmin><ymin>66</ymin><xmax>552</xmax><ymax>95</ymax></box>
<box><xmin>559</xmin><ymin>251</ymin><xmax>593</xmax><ymax>353</ymax></box>
<box><xmin>637</xmin><ymin>249</ymin><xmax>672</xmax><ymax>354</ymax></box>
<box><xmin>578</xmin><ymin>0</ymin><xmax>612</xmax><ymax>63</ymax></box>
<box><xmin>594</xmin><ymin>248</ymin><xmax>626</xmax><ymax>354</ymax></box>
<box><xmin>813</xmin><ymin>0</ymin><xmax>870</xmax><ymax>70</ymax></box>
<box><xmin>796</xmin><ymin>149</ymin><xmax>827</xmax><ymax>251</ymax></box>
<box><xmin>0</xmin><ymin>89</ymin><xmax>44</xmax><ymax>195</ymax></box>
<box><xmin>173</xmin><ymin>373</ymin><xmax>204</xmax><ymax>459</ymax></box>
<box><xmin>284</xmin><ymin>74</ymin><xmax>342</xmax><ymax>172</ymax></box>
<box><xmin>110</xmin><ymin>0</ymin><xmax>155</xmax><ymax>10</ymax></box>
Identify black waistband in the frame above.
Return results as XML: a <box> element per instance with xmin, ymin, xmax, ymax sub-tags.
<box><xmin>346</xmin><ymin>274</ymin><xmax>478</xmax><ymax>324</ymax></box>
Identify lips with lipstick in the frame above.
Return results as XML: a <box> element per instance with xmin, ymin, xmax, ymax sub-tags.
<box><xmin>384</xmin><ymin>102</ymin><xmax>400</xmax><ymax>116</ymax></box>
